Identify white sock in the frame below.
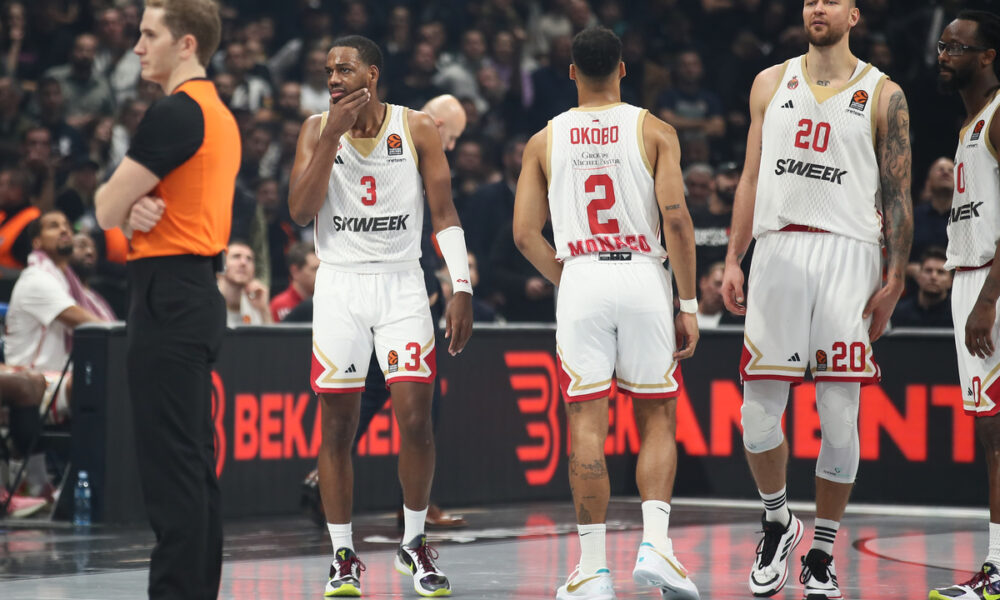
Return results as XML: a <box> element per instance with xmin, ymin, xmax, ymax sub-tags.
<box><xmin>811</xmin><ymin>518</ymin><xmax>839</xmax><ymax>555</ymax></box>
<box><xmin>641</xmin><ymin>500</ymin><xmax>671</xmax><ymax>551</ymax></box>
<box><xmin>987</xmin><ymin>522</ymin><xmax>1000</xmax><ymax>565</ymax></box>
<box><xmin>327</xmin><ymin>522</ymin><xmax>353</xmax><ymax>552</ymax></box>
<box><xmin>402</xmin><ymin>505</ymin><xmax>427</xmax><ymax>544</ymax></box>
<box><xmin>578</xmin><ymin>523</ymin><xmax>607</xmax><ymax>574</ymax></box>
<box><xmin>760</xmin><ymin>487</ymin><xmax>791</xmax><ymax>526</ymax></box>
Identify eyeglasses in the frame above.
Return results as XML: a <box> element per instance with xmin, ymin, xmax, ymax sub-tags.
<box><xmin>937</xmin><ymin>40</ymin><xmax>990</xmax><ymax>56</ymax></box>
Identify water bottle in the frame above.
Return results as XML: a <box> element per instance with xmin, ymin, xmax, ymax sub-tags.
<box><xmin>73</xmin><ymin>470</ymin><xmax>91</xmax><ymax>527</ymax></box>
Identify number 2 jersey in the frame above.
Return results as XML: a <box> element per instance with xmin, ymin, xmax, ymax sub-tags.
<box><xmin>754</xmin><ymin>55</ymin><xmax>888</xmax><ymax>244</ymax></box>
<box><xmin>548</xmin><ymin>103</ymin><xmax>667</xmax><ymax>263</ymax></box>
<box><xmin>314</xmin><ymin>104</ymin><xmax>423</xmax><ymax>266</ymax></box>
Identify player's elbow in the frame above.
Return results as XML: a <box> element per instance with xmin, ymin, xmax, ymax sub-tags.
<box><xmin>512</xmin><ymin>222</ymin><xmax>535</xmax><ymax>252</ymax></box>
<box><xmin>287</xmin><ymin>199</ymin><xmax>313</xmax><ymax>227</ymax></box>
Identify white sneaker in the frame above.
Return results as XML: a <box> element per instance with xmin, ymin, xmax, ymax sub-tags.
<box><xmin>556</xmin><ymin>566</ymin><xmax>615</xmax><ymax>600</ymax></box>
<box><xmin>749</xmin><ymin>513</ymin><xmax>804</xmax><ymax>596</ymax></box>
<box><xmin>632</xmin><ymin>541</ymin><xmax>700</xmax><ymax>600</ymax></box>
<box><xmin>799</xmin><ymin>549</ymin><xmax>843</xmax><ymax>599</ymax></box>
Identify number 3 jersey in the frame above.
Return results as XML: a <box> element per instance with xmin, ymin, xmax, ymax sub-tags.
<box><xmin>754</xmin><ymin>55</ymin><xmax>888</xmax><ymax>244</ymax></box>
<box><xmin>314</xmin><ymin>104</ymin><xmax>423</xmax><ymax>266</ymax></box>
<box><xmin>548</xmin><ymin>103</ymin><xmax>667</xmax><ymax>263</ymax></box>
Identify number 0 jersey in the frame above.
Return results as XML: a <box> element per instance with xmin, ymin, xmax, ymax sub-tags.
<box><xmin>314</xmin><ymin>104</ymin><xmax>424</xmax><ymax>266</ymax></box>
<box><xmin>945</xmin><ymin>90</ymin><xmax>1000</xmax><ymax>270</ymax></box>
<box><xmin>754</xmin><ymin>55</ymin><xmax>888</xmax><ymax>244</ymax></box>
<box><xmin>548</xmin><ymin>103</ymin><xmax>666</xmax><ymax>263</ymax></box>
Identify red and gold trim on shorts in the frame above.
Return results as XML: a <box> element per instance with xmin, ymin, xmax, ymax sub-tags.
<box><xmin>557</xmin><ymin>346</ymin><xmax>682</xmax><ymax>402</ymax></box>
<box><xmin>740</xmin><ymin>336</ymin><xmax>807</xmax><ymax>383</ymax></box>
<box><xmin>310</xmin><ymin>341</ymin><xmax>367</xmax><ymax>394</ymax></box>
<box><xmin>964</xmin><ymin>363</ymin><xmax>1000</xmax><ymax>417</ymax></box>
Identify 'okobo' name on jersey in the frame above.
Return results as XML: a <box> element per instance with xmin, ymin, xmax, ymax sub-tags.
<box><xmin>755</xmin><ymin>55</ymin><xmax>888</xmax><ymax>244</ymax></box>
<box><xmin>314</xmin><ymin>104</ymin><xmax>423</xmax><ymax>265</ymax></box>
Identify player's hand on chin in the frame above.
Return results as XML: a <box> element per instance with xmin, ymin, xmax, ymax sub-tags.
<box><xmin>325</xmin><ymin>88</ymin><xmax>370</xmax><ymax>137</ymax></box>
<box><xmin>863</xmin><ymin>280</ymin><xmax>903</xmax><ymax>342</ymax></box>
<box><xmin>673</xmin><ymin>312</ymin><xmax>699</xmax><ymax>360</ymax></box>
<box><xmin>445</xmin><ymin>291</ymin><xmax>473</xmax><ymax>356</ymax></box>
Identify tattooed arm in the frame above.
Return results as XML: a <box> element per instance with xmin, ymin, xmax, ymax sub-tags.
<box><xmin>866</xmin><ymin>81</ymin><xmax>913</xmax><ymax>341</ymax></box>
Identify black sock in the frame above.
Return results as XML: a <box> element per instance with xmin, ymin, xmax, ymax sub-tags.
<box><xmin>8</xmin><ymin>405</ymin><xmax>42</xmax><ymax>456</ymax></box>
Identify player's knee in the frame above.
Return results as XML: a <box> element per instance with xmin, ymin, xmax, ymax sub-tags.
<box><xmin>741</xmin><ymin>380</ymin><xmax>789</xmax><ymax>453</ymax></box>
<box><xmin>395</xmin><ymin>411</ymin><xmax>433</xmax><ymax>443</ymax></box>
<box><xmin>816</xmin><ymin>382</ymin><xmax>860</xmax><ymax>449</ymax></box>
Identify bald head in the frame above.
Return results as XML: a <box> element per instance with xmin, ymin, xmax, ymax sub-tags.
<box><xmin>421</xmin><ymin>94</ymin><xmax>467</xmax><ymax>151</ymax></box>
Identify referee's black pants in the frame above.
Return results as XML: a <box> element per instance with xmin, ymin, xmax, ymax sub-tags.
<box><xmin>126</xmin><ymin>255</ymin><xmax>226</xmax><ymax>600</ymax></box>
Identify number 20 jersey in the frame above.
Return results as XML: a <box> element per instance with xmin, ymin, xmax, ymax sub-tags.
<box><xmin>314</xmin><ymin>104</ymin><xmax>423</xmax><ymax>265</ymax></box>
<box><xmin>548</xmin><ymin>103</ymin><xmax>667</xmax><ymax>263</ymax></box>
<box><xmin>754</xmin><ymin>56</ymin><xmax>887</xmax><ymax>244</ymax></box>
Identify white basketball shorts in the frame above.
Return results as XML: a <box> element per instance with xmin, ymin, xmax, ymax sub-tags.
<box><xmin>952</xmin><ymin>267</ymin><xmax>1000</xmax><ymax>416</ymax></box>
<box><xmin>556</xmin><ymin>257</ymin><xmax>682</xmax><ymax>402</ymax></box>
<box><xmin>311</xmin><ymin>262</ymin><xmax>435</xmax><ymax>394</ymax></box>
<box><xmin>741</xmin><ymin>230</ymin><xmax>881</xmax><ymax>384</ymax></box>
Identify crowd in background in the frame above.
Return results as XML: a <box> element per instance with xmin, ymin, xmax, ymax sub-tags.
<box><xmin>0</xmin><ymin>0</ymin><xmax>980</xmax><ymax>329</ymax></box>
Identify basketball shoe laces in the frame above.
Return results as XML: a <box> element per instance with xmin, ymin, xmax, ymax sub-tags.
<box><xmin>413</xmin><ymin>542</ymin><xmax>440</xmax><ymax>573</ymax></box>
<box><xmin>799</xmin><ymin>552</ymin><xmax>837</xmax><ymax>586</ymax></box>
<box><xmin>337</xmin><ymin>554</ymin><xmax>366</xmax><ymax>579</ymax></box>
<box><xmin>755</xmin><ymin>520</ymin><xmax>785</xmax><ymax>567</ymax></box>
<box><xmin>960</xmin><ymin>568</ymin><xmax>994</xmax><ymax>591</ymax></box>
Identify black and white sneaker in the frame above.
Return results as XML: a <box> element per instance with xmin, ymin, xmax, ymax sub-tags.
<box><xmin>748</xmin><ymin>513</ymin><xmax>804</xmax><ymax>597</ymax></box>
<box><xmin>325</xmin><ymin>547</ymin><xmax>365</xmax><ymax>597</ymax></box>
<box><xmin>395</xmin><ymin>534</ymin><xmax>451</xmax><ymax>597</ymax></box>
<box><xmin>799</xmin><ymin>548</ymin><xmax>842</xmax><ymax>599</ymax></box>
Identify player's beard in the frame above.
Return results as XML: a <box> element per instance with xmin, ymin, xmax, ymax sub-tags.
<box><xmin>937</xmin><ymin>65</ymin><xmax>974</xmax><ymax>94</ymax></box>
<box><xmin>806</xmin><ymin>23</ymin><xmax>848</xmax><ymax>48</ymax></box>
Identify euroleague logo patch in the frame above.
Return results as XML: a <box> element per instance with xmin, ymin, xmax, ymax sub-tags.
<box><xmin>849</xmin><ymin>89</ymin><xmax>869</xmax><ymax>112</ymax></box>
<box><xmin>972</xmin><ymin>119</ymin><xmax>986</xmax><ymax>141</ymax></box>
<box><xmin>387</xmin><ymin>350</ymin><xmax>399</xmax><ymax>373</ymax></box>
<box><xmin>787</xmin><ymin>75</ymin><xmax>799</xmax><ymax>90</ymax></box>
<box><xmin>387</xmin><ymin>133</ymin><xmax>403</xmax><ymax>156</ymax></box>
<box><xmin>815</xmin><ymin>349</ymin><xmax>828</xmax><ymax>372</ymax></box>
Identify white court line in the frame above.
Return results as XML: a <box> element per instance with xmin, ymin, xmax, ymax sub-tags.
<box><xmin>663</xmin><ymin>497</ymin><xmax>989</xmax><ymax>520</ymax></box>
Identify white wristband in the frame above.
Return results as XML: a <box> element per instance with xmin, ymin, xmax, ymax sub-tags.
<box><xmin>435</xmin><ymin>226</ymin><xmax>473</xmax><ymax>295</ymax></box>
<box><xmin>679</xmin><ymin>298</ymin><xmax>698</xmax><ymax>314</ymax></box>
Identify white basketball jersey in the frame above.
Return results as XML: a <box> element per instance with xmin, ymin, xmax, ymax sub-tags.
<box><xmin>946</xmin><ymin>91</ymin><xmax>1000</xmax><ymax>270</ymax></box>
<box><xmin>314</xmin><ymin>104</ymin><xmax>423</xmax><ymax>265</ymax></box>
<box><xmin>755</xmin><ymin>56</ymin><xmax>887</xmax><ymax>244</ymax></box>
<box><xmin>547</xmin><ymin>103</ymin><xmax>665</xmax><ymax>263</ymax></box>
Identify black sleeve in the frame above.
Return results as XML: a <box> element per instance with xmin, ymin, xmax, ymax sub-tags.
<box><xmin>126</xmin><ymin>92</ymin><xmax>205</xmax><ymax>178</ymax></box>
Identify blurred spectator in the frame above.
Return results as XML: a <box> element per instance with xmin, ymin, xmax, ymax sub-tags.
<box><xmin>435</xmin><ymin>29</ymin><xmax>492</xmax><ymax>109</ymax></box>
<box><xmin>908</xmin><ymin>157</ymin><xmax>953</xmax><ymax>280</ymax></box>
<box><xmin>300</xmin><ymin>47</ymin><xmax>332</xmax><ymax>115</ymax></box>
<box><xmin>451</xmin><ymin>138</ymin><xmax>494</xmax><ymax>209</ymax></box>
<box><xmin>1</xmin><ymin>1</ymin><xmax>37</xmax><ymax>81</ymax></box>
<box><xmin>219</xmin><ymin>240</ymin><xmax>271</xmax><ymax>326</ymax></box>
<box><xmin>0</xmin><ymin>167</ymin><xmax>38</xmax><ymax>270</ymax></box>
<box><xmin>598</xmin><ymin>0</ymin><xmax>627</xmax><ymax>36</ymax></box>
<box><xmin>85</xmin><ymin>115</ymin><xmax>114</xmax><ymax>173</ymax></box>
<box><xmin>93</xmin><ymin>7</ymin><xmax>140</xmax><ymax>104</ymax></box>
<box><xmin>466</xmin><ymin>251</ymin><xmax>498</xmax><ymax>322</ymax></box>
<box><xmin>867</xmin><ymin>33</ymin><xmax>895</xmax><ymax>77</ymax></box>
<box><xmin>390</xmin><ymin>42</ymin><xmax>447</xmax><ymax>109</ymax></box>
<box><xmin>54</xmin><ymin>157</ymin><xmax>98</xmax><ymax>226</ymax></box>
<box><xmin>257</xmin><ymin>177</ymin><xmax>299</xmax><ymax>295</ymax></box>
<box><xmin>683</xmin><ymin>163</ymin><xmax>715</xmax><ymax>209</ymax></box>
<box><xmin>529</xmin><ymin>34</ymin><xmax>576</xmax><ymax>130</ymax></box>
<box><xmin>42</xmin><ymin>33</ymin><xmax>114</xmax><ymax>130</ymax></box>
<box><xmin>339</xmin><ymin>1</ymin><xmax>371</xmax><ymax>38</ymax></box>
<box><xmin>239</xmin><ymin>124</ymin><xmax>273</xmax><ymax>185</ymax></box>
<box><xmin>619</xmin><ymin>30</ymin><xmax>669</xmax><ymax>111</ymax></box>
<box><xmin>491</xmin><ymin>29</ymin><xmax>536</xmax><ymax>111</ymax></box>
<box><xmin>657</xmin><ymin>50</ymin><xmax>725</xmax><ymax>161</ymax></box>
<box><xmin>270</xmin><ymin>241</ymin><xmax>318</xmax><ymax>322</ymax></box>
<box><xmin>0</xmin><ymin>76</ymin><xmax>33</xmax><ymax>164</ymax></box>
<box><xmin>464</xmin><ymin>136</ymin><xmax>525</xmax><ymax>272</ymax></box>
<box><xmin>34</xmin><ymin>77</ymin><xmax>86</xmax><ymax>167</ymax></box>
<box><xmin>489</xmin><ymin>219</ymin><xmax>555</xmax><ymax>322</ymax></box>
<box><xmin>213</xmin><ymin>71</ymin><xmax>236</xmax><ymax>107</ymax></box>
<box><xmin>21</xmin><ymin>126</ymin><xmax>56</xmax><ymax>211</ymax></box>
<box><xmin>526</xmin><ymin>0</ymin><xmax>572</xmax><ymax>60</ymax></box>
<box><xmin>224</xmin><ymin>41</ymin><xmax>272</xmax><ymax>112</ymax></box>
<box><xmin>383</xmin><ymin>5</ymin><xmax>413</xmax><ymax>83</ymax></box>
<box><xmin>566</xmin><ymin>0</ymin><xmax>599</xmax><ymax>33</ymax></box>
<box><xmin>892</xmin><ymin>248</ymin><xmax>953</xmax><ymax>328</ymax></box>
<box><xmin>276</xmin><ymin>81</ymin><xmax>307</xmax><ymax>121</ymax></box>
<box><xmin>108</xmin><ymin>98</ymin><xmax>148</xmax><ymax>170</ymax></box>
<box><xmin>690</xmin><ymin>161</ymin><xmax>738</xmax><ymax>278</ymax></box>
<box><xmin>696</xmin><ymin>262</ymin><xmax>727</xmax><ymax>329</ymax></box>
<box><xmin>267</xmin><ymin>6</ymin><xmax>331</xmax><ymax>84</ymax></box>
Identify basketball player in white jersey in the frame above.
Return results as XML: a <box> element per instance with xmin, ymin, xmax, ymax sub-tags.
<box><xmin>720</xmin><ymin>1</ymin><xmax>912</xmax><ymax>598</ymax></box>
<box><xmin>287</xmin><ymin>35</ymin><xmax>473</xmax><ymax>598</ymax></box>
<box><xmin>515</xmin><ymin>27</ymin><xmax>700</xmax><ymax>600</ymax></box>
<box><xmin>930</xmin><ymin>12</ymin><xmax>1000</xmax><ymax>600</ymax></box>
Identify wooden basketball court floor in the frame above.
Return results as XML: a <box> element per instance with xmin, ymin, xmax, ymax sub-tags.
<box><xmin>0</xmin><ymin>497</ymin><xmax>986</xmax><ymax>599</ymax></box>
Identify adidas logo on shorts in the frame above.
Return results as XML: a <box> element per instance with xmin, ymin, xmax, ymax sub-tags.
<box><xmin>781</xmin><ymin>100</ymin><xmax>794</xmax><ymax>109</ymax></box>
<box><xmin>345</xmin><ymin>364</ymin><xmax>357</xmax><ymax>373</ymax></box>
<box><xmin>787</xmin><ymin>353</ymin><xmax>801</xmax><ymax>362</ymax></box>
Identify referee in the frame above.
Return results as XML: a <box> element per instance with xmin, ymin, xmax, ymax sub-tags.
<box><xmin>95</xmin><ymin>1</ymin><xmax>238</xmax><ymax>599</ymax></box>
